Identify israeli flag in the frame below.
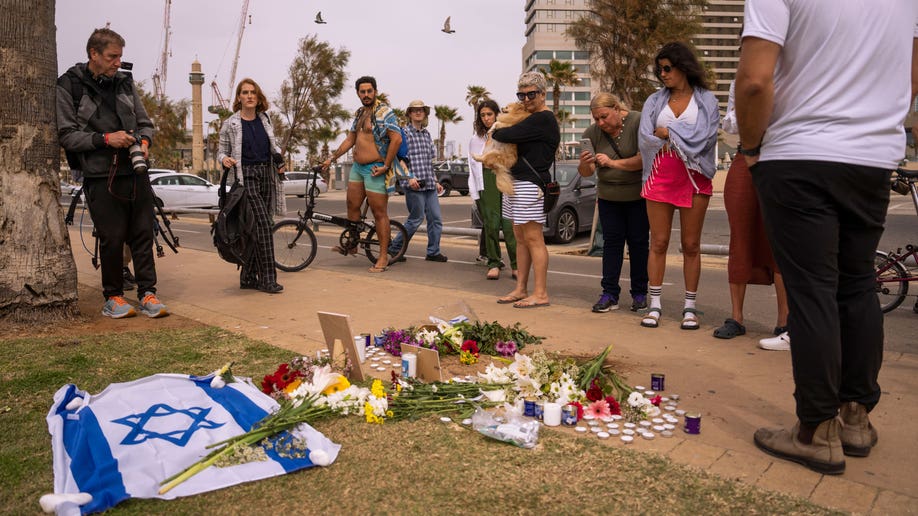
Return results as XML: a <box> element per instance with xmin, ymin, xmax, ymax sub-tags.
<box><xmin>46</xmin><ymin>373</ymin><xmax>340</xmax><ymax>515</ymax></box>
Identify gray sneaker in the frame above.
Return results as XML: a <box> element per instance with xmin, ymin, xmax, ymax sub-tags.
<box><xmin>138</xmin><ymin>291</ymin><xmax>169</xmax><ymax>318</ymax></box>
<box><xmin>102</xmin><ymin>296</ymin><xmax>136</xmax><ymax>319</ymax></box>
<box><xmin>592</xmin><ymin>293</ymin><xmax>619</xmax><ymax>313</ymax></box>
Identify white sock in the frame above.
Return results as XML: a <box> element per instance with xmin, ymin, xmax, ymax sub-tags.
<box><xmin>649</xmin><ymin>285</ymin><xmax>662</xmax><ymax>310</ymax></box>
<box><xmin>684</xmin><ymin>291</ymin><xmax>697</xmax><ymax>311</ymax></box>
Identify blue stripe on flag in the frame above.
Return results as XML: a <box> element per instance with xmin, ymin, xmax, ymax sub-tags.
<box><xmin>194</xmin><ymin>379</ymin><xmax>314</xmax><ymax>472</ymax></box>
<box><xmin>56</xmin><ymin>385</ymin><xmax>129</xmax><ymax>514</ymax></box>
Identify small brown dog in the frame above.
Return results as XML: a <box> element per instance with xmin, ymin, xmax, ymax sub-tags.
<box><xmin>472</xmin><ymin>102</ymin><xmax>531</xmax><ymax>195</ymax></box>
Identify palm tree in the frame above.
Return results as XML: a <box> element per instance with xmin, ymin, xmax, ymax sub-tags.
<box><xmin>465</xmin><ymin>85</ymin><xmax>491</xmax><ymax>109</ymax></box>
<box><xmin>391</xmin><ymin>107</ymin><xmax>407</xmax><ymax>127</ymax></box>
<box><xmin>315</xmin><ymin>125</ymin><xmax>340</xmax><ymax>160</ymax></box>
<box><xmin>541</xmin><ymin>59</ymin><xmax>580</xmax><ymax>117</ymax></box>
<box><xmin>556</xmin><ymin>109</ymin><xmax>573</xmax><ymax>158</ymax></box>
<box><xmin>433</xmin><ymin>105</ymin><xmax>463</xmax><ymax>160</ymax></box>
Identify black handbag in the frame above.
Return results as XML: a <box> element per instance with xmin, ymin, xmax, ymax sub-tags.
<box><xmin>522</xmin><ymin>157</ymin><xmax>559</xmax><ymax>213</ymax></box>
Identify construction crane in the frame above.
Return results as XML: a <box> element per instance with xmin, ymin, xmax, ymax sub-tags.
<box><xmin>209</xmin><ymin>0</ymin><xmax>251</xmax><ymax>113</ymax></box>
<box><xmin>151</xmin><ymin>0</ymin><xmax>172</xmax><ymax>103</ymax></box>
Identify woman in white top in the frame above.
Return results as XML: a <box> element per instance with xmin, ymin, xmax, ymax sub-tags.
<box><xmin>469</xmin><ymin>99</ymin><xmax>517</xmax><ymax>280</ymax></box>
<box><xmin>637</xmin><ymin>42</ymin><xmax>719</xmax><ymax>330</ymax></box>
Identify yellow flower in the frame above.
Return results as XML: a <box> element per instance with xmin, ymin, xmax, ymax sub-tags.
<box><xmin>321</xmin><ymin>375</ymin><xmax>350</xmax><ymax>395</ymax></box>
<box><xmin>364</xmin><ymin>402</ymin><xmax>383</xmax><ymax>424</ymax></box>
<box><xmin>283</xmin><ymin>378</ymin><xmax>302</xmax><ymax>394</ymax></box>
<box><xmin>371</xmin><ymin>379</ymin><xmax>386</xmax><ymax>399</ymax></box>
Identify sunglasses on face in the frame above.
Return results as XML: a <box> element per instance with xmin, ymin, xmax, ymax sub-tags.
<box><xmin>656</xmin><ymin>65</ymin><xmax>674</xmax><ymax>74</ymax></box>
<box><xmin>516</xmin><ymin>91</ymin><xmax>541</xmax><ymax>101</ymax></box>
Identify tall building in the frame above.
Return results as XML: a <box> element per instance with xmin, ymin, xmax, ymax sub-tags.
<box><xmin>521</xmin><ymin>0</ymin><xmax>595</xmax><ymax>155</ymax></box>
<box><xmin>694</xmin><ymin>1</ymin><xmax>745</xmax><ymax>108</ymax></box>
<box><xmin>521</xmin><ymin>0</ymin><xmax>745</xmax><ymax>141</ymax></box>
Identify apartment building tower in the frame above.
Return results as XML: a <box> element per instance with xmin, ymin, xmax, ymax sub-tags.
<box><xmin>522</xmin><ymin>0</ymin><xmax>745</xmax><ymax>147</ymax></box>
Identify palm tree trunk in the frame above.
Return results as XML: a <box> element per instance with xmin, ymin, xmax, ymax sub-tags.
<box><xmin>0</xmin><ymin>0</ymin><xmax>79</xmax><ymax>320</ymax></box>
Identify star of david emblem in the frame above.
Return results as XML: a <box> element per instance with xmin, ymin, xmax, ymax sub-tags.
<box><xmin>112</xmin><ymin>404</ymin><xmax>226</xmax><ymax>446</ymax></box>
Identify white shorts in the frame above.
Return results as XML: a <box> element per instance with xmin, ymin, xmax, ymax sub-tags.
<box><xmin>502</xmin><ymin>180</ymin><xmax>545</xmax><ymax>225</ymax></box>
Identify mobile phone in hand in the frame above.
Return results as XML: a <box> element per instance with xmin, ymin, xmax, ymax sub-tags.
<box><xmin>580</xmin><ymin>138</ymin><xmax>594</xmax><ymax>156</ymax></box>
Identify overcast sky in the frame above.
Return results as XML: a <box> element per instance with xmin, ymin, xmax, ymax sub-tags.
<box><xmin>55</xmin><ymin>0</ymin><xmax>528</xmax><ymax>158</ymax></box>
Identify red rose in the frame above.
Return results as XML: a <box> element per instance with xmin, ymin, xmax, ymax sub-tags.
<box><xmin>586</xmin><ymin>378</ymin><xmax>604</xmax><ymax>402</ymax></box>
<box><xmin>650</xmin><ymin>395</ymin><xmax>662</xmax><ymax>406</ymax></box>
<box><xmin>604</xmin><ymin>396</ymin><xmax>621</xmax><ymax>415</ymax></box>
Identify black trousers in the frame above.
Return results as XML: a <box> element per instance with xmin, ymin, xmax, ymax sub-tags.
<box><xmin>83</xmin><ymin>174</ymin><xmax>157</xmax><ymax>300</ymax></box>
<box><xmin>750</xmin><ymin>160</ymin><xmax>890</xmax><ymax>426</ymax></box>
<box><xmin>240</xmin><ymin>163</ymin><xmax>277</xmax><ymax>287</ymax></box>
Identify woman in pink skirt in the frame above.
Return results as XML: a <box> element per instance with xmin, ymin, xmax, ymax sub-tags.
<box><xmin>637</xmin><ymin>42</ymin><xmax>720</xmax><ymax>329</ymax></box>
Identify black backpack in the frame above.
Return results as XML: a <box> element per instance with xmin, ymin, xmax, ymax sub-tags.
<box><xmin>211</xmin><ymin>167</ymin><xmax>256</xmax><ymax>266</ymax></box>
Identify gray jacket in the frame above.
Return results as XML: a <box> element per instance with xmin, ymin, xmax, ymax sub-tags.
<box><xmin>217</xmin><ymin>111</ymin><xmax>286</xmax><ymax>217</ymax></box>
<box><xmin>56</xmin><ymin>63</ymin><xmax>154</xmax><ymax>178</ymax></box>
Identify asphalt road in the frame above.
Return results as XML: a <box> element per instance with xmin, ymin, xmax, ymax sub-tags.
<box><xmin>62</xmin><ymin>190</ymin><xmax>917</xmax><ymax>354</ymax></box>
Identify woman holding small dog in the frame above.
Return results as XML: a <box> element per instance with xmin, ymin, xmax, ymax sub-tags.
<box><xmin>469</xmin><ymin>99</ymin><xmax>518</xmax><ymax>281</ymax></box>
<box><xmin>637</xmin><ymin>42</ymin><xmax>719</xmax><ymax>329</ymax></box>
<box><xmin>491</xmin><ymin>71</ymin><xmax>560</xmax><ymax>309</ymax></box>
<box><xmin>577</xmin><ymin>93</ymin><xmax>648</xmax><ymax>314</ymax></box>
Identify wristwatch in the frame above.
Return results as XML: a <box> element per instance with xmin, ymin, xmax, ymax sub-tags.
<box><xmin>737</xmin><ymin>143</ymin><xmax>762</xmax><ymax>157</ymax></box>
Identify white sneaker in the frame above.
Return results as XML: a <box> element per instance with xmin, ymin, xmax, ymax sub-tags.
<box><xmin>759</xmin><ymin>331</ymin><xmax>790</xmax><ymax>351</ymax></box>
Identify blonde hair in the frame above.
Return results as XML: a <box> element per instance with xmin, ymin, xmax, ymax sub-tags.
<box><xmin>517</xmin><ymin>71</ymin><xmax>548</xmax><ymax>92</ymax></box>
<box><xmin>589</xmin><ymin>92</ymin><xmax>630</xmax><ymax>112</ymax></box>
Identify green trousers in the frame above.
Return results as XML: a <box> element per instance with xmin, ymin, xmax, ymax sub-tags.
<box><xmin>478</xmin><ymin>168</ymin><xmax>517</xmax><ymax>269</ymax></box>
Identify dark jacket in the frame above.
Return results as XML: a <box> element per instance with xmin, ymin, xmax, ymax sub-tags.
<box><xmin>56</xmin><ymin>63</ymin><xmax>155</xmax><ymax>178</ymax></box>
<box><xmin>492</xmin><ymin>110</ymin><xmax>560</xmax><ymax>186</ymax></box>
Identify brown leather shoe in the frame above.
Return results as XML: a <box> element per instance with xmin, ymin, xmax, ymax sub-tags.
<box><xmin>838</xmin><ymin>402</ymin><xmax>878</xmax><ymax>457</ymax></box>
<box><xmin>754</xmin><ymin>418</ymin><xmax>845</xmax><ymax>475</ymax></box>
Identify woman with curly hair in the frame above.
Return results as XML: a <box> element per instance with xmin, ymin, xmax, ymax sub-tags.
<box><xmin>637</xmin><ymin>42</ymin><xmax>719</xmax><ymax>329</ymax></box>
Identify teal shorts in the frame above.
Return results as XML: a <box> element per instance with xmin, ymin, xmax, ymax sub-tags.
<box><xmin>349</xmin><ymin>161</ymin><xmax>388</xmax><ymax>194</ymax></box>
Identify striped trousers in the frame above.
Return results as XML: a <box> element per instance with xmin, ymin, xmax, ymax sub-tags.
<box><xmin>241</xmin><ymin>163</ymin><xmax>277</xmax><ymax>287</ymax></box>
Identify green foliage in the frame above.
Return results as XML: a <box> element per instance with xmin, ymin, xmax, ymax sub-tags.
<box><xmin>566</xmin><ymin>0</ymin><xmax>706</xmax><ymax>109</ymax></box>
<box><xmin>137</xmin><ymin>84</ymin><xmax>190</xmax><ymax>170</ymax></box>
<box><xmin>465</xmin><ymin>85</ymin><xmax>491</xmax><ymax>110</ymax></box>
<box><xmin>540</xmin><ymin>59</ymin><xmax>581</xmax><ymax>117</ymax></box>
<box><xmin>274</xmin><ymin>35</ymin><xmax>351</xmax><ymax>160</ymax></box>
<box><xmin>433</xmin><ymin>105</ymin><xmax>463</xmax><ymax>160</ymax></box>
<box><xmin>455</xmin><ymin>320</ymin><xmax>543</xmax><ymax>355</ymax></box>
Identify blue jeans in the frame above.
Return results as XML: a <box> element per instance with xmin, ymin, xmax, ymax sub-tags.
<box><xmin>598</xmin><ymin>198</ymin><xmax>649</xmax><ymax>299</ymax></box>
<box><xmin>390</xmin><ymin>188</ymin><xmax>442</xmax><ymax>256</ymax></box>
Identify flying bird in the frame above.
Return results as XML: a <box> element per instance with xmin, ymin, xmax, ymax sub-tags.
<box><xmin>315</xmin><ymin>11</ymin><xmax>327</xmax><ymax>24</ymax></box>
<box><xmin>441</xmin><ymin>16</ymin><xmax>455</xmax><ymax>34</ymax></box>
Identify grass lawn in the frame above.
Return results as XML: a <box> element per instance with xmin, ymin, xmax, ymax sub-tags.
<box><xmin>0</xmin><ymin>323</ymin><xmax>838</xmax><ymax>515</ymax></box>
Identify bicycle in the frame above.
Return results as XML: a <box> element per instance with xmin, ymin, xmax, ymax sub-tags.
<box><xmin>875</xmin><ymin>167</ymin><xmax>918</xmax><ymax>314</ymax></box>
<box><xmin>272</xmin><ymin>165</ymin><xmax>409</xmax><ymax>272</ymax></box>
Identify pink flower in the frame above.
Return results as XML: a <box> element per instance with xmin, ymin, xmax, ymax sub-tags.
<box><xmin>650</xmin><ymin>395</ymin><xmax>662</xmax><ymax>406</ymax></box>
<box><xmin>585</xmin><ymin>400</ymin><xmax>612</xmax><ymax>419</ymax></box>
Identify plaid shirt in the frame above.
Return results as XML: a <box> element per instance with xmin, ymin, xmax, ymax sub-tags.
<box><xmin>402</xmin><ymin>124</ymin><xmax>437</xmax><ymax>190</ymax></box>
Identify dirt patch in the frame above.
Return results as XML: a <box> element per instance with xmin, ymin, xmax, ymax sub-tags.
<box><xmin>0</xmin><ymin>283</ymin><xmax>206</xmax><ymax>341</ymax></box>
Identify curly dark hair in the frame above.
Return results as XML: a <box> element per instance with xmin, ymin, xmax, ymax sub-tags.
<box><xmin>655</xmin><ymin>42</ymin><xmax>709</xmax><ymax>90</ymax></box>
<box><xmin>473</xmin><ymin>99</ymin><xmax>500</xmax><ymax>137</ymax></box>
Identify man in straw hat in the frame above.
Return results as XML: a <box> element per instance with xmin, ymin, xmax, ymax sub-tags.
<box><xmin>388</xmin><ymin>100</ymin><xmax>448</xmax><ymax>263</ymax></box>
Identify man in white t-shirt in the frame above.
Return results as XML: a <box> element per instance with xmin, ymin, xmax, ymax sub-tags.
<box><xmin>736</xmin><ymin>0</ymin><xmax>918</xmax><ymax>475</ymax></box>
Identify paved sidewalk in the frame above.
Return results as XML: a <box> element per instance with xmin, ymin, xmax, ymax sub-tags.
<box><xmin>69</xmin><ymin>227</ymin><xmax>918</xmax><ymax>514</ymax></box>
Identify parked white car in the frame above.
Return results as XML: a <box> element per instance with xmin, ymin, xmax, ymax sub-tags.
<box><xmin>282</xmin><ymin>171</ymin><xmax>328</xmax><ymax>198</ymax></box>
<box><xmin>149</xmin><ymin>171</ymin><xmax>219</xmax><ymax>209</ymax></box>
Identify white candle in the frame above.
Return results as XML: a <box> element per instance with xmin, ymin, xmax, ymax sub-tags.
<box><xmin>401</xmin><ymin>352</ymin><xmax>417</xmax><ymax>378</ymax></box>
<box><xmin>543</xmin><ymin>402</ymin><xmax>562</xmax><ymax>426</ymax></box>
<box><xmin>354</xmin><ymin>337</ymin><xmax>366</xmax><ymax>363</ymax></box>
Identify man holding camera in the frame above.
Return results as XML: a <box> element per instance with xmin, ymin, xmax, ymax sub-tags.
<box><xmin>57</xmin><ymin>28</ymin><xmax>168</xmax><ymax>319</ymax></box>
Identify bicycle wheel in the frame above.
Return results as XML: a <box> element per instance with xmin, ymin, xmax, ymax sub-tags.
<box><xmin>875</xmin><ymin>251</ymin><xmax>909</xmax><ymax>313</ymax></box>
<box><xmin>273</xmin><ymin>220</ymin><xmax>317</xmax><ymax>272</ymax></box>
<box><xmin>364</xmin><ymin>220</ymin><xmax>409</xmax><ymax>264</ymax></box>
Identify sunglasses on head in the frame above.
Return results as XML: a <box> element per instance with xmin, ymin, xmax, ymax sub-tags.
<box><xmin>656</xmin><ymin>65</ymin><xmax>674</xmax><ymax>74</ymax></box>
<box><xmin>516</xmin><ymin>91</ymin><xmax>541</xmax><ymax>101</ymax></box>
